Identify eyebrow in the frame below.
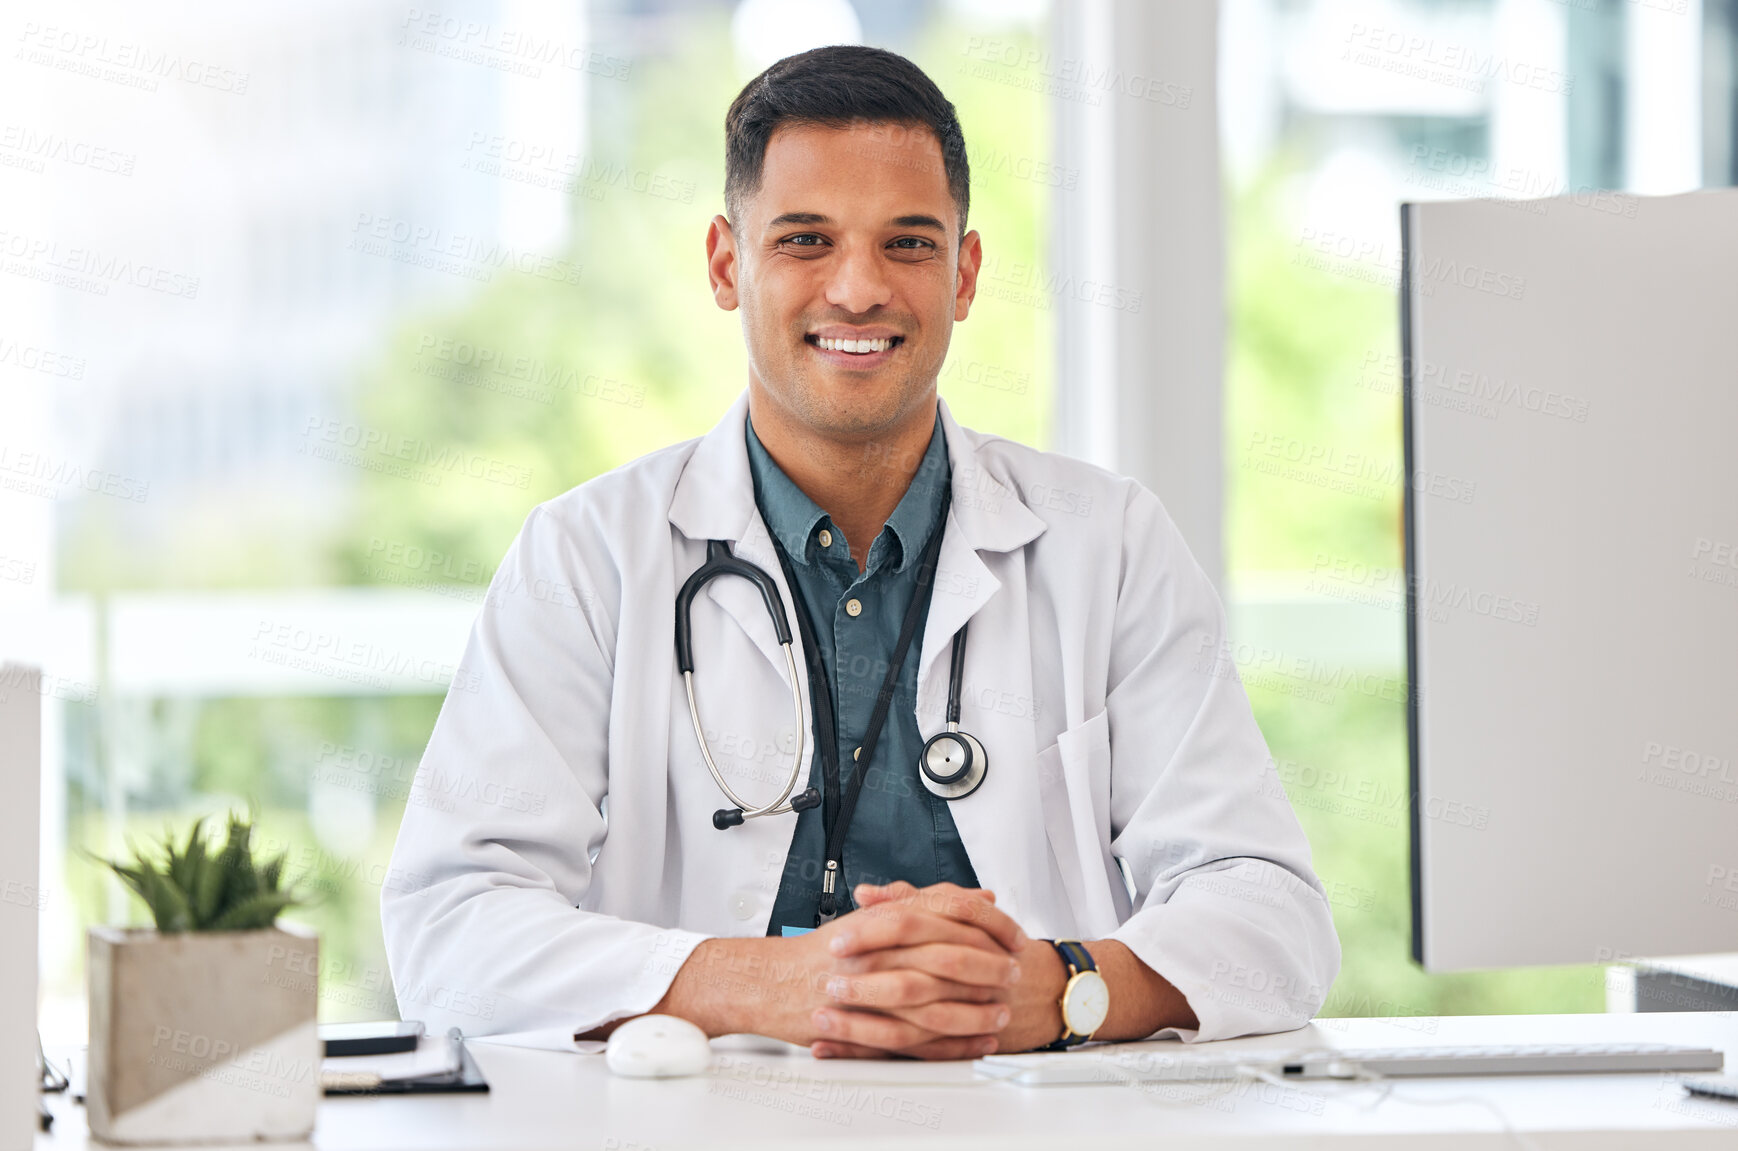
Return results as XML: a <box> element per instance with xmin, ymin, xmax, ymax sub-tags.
<box><xmin>764</xmin><ymin>212</ymin><xmax>948</xmax><ymax>234</ymax></box>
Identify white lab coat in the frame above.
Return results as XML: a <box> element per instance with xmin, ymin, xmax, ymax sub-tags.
<box><xmin>381</xmin><ymin>393</ymin><xmax>1340</xmax><ymax>1042</ymax></box>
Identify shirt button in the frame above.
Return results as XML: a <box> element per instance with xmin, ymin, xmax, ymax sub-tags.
<box><xmin>728</xmin><ymin>890</ymin><xmax>758</xmax><ymax>921</ymax></box>
<box><xmin>845</xmin><ymin>598</ymin><xmax>862</xmax><ymax>617</ymax></box>
<box><xmin>817</xmin><ymin>529</ymin><xmax>832</xmax><ymax>548</ymax></box>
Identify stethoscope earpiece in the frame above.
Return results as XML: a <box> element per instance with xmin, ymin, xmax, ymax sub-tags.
<box><xmin>712</xmin><ymin>787</ymin><xmax>816</xmax><ymax>829</ymax></box>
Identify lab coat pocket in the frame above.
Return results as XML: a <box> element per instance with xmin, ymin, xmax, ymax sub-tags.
<box><xmin>1035</xmin><ymin>709</ymin><xmax>1123</xmax><ymax>938</ymax></box>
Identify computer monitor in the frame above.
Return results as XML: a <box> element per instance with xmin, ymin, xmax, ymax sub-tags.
<box><xmin>1402</xmin><ymin>189</ymin><xmax>1738</xmax><ymax>971</ymax></box>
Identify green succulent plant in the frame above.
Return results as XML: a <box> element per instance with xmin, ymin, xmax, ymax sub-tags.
<box><xmin>97</xmin><ymin>812</ymin><xmax>302</xmax><ymax>932</ymax></box>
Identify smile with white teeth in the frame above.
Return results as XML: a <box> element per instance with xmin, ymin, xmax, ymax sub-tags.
<box><xmin>810</xmin><ymin>335</ymin><xmax>900</xmax><ymax>355</ymax></box>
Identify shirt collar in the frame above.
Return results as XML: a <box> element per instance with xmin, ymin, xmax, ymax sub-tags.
<box><xmin>744</xmin><ymin>411</ymin><xmax>950</xmax><ymax>574</ymax></box>
<box><xmin>880</xmin><ymin>414</ymin><xmax>950</xmax><ymax>573</ymax></box>
<box><xmin>745</xmin><ymin>418</ymin><xmax>831</xmax><ymax>565</ymax></box>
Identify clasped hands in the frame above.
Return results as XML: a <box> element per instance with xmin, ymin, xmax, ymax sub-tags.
<box><xmin>787</xmin><ymin>880</ymin><xmax>1063</xmax><ymax>1060</ymax></box>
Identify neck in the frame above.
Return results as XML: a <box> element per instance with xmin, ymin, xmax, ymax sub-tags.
<box><xmin>749</xmin><ymin>393</ymin><xmax>938</xmax><ymax>572</ymax></box>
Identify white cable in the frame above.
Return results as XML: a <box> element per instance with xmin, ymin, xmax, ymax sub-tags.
<box><xmin>1335</xmin><ymin>1067</ymin><xmax>1543</xmax><ymax>1151</ymax></box>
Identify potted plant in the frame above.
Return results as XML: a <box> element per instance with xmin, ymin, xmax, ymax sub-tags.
<box><xmin>86</xmin><ymin>812</ymin><xmax>319</xmax><ymax>1144</ymax></box>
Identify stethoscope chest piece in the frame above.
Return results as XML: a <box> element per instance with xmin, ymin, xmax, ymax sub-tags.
<box><xmin>917</xmin><ymin>624</ymin><xmax>987</xmax><ymax>799</ymax></box>
<box><xmin>919</xmin><ymin>728</ymin><xmax>987</xmax><ymax>800</ymax></box>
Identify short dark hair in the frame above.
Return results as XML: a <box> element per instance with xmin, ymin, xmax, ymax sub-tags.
<box><xmin>723</xmin><ymin>45</ymin><xmax>970</xmax><ymax>237</ymax></box>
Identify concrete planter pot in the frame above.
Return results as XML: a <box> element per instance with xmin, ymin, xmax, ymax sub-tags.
<box><xmin>87</xmin><ymin>924</ymin><xmax>319</xmax><ymax>1144</ymax></box>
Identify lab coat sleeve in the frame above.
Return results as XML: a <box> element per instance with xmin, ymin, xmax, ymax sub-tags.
<box><xmin>380</xmin><ymin>503</ymin><xmax>712</xmax><ymax>1037</ymax></box>
<box><xmin>1102</xmin><ymin>484</ymin><xmax>1342</xmax><ymax>1042</ymax></box>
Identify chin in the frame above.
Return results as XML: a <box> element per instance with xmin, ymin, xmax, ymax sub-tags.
<box><xmin>755</xmin><ymin>362</ymin><xmax>933</xmax><ymax>443</ymax></box>
<box><xmin>810</xmin><ymin>394</ymin><xmax>923</xmax><ymax>441</ymax></box>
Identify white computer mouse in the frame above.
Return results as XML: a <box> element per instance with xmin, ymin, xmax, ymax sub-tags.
<box><xmin>604</xmin><ymin>1014</ymin><xmax>713</xmax><ymax>1078</ymax></box>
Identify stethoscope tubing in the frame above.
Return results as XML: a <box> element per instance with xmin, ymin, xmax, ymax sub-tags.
<box><xmin>676</xmin><ymin>539</ymin><xmax>812</xmax><ymax>825</ymax></box>
<box><xmin>681</xmin><ymin>650</ymin><xmax>806</xmax><ymax>818</ymax></box>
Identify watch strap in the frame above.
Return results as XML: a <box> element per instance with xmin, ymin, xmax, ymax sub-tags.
<box><xmin>1054</xmin><ymin>940</ymin><xmax>1095</xmax><ymax>976</ymax></box>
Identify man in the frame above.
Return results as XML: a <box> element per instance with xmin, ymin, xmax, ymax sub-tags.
<box><xmin>383</xmin><ymin>45</ymin><xmax>1338</xmax><ymax>1060</ymax></box>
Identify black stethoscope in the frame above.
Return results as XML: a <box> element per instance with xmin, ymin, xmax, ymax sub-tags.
<box><xmin>673</xmin><ymin>483</ymin><xmax>986</xmax><ymax>922</ymax></box>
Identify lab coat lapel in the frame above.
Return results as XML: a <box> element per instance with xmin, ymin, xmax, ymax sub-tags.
<box><xmin>915</xmin><ymin>399</ymin><xmax>1046</xmax><ymax>708</ymax></box>
<box><xmin>915</xmin><ymin>401</ymin><xmax>1061</xmax><ymax>932</ymax></box>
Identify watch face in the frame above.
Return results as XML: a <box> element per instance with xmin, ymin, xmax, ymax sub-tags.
<box><xmin>1062</xmin><ymin>971</ymin><xmax>1110</xmax><ymax>1036</ymax></box>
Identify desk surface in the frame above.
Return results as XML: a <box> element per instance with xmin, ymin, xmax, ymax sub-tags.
<box><xmin>38</xmin><ymin>1012</ymin><xmax>1738</xmax><ymax>1150</ymax></box>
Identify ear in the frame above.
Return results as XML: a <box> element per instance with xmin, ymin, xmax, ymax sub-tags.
<box><xmin>953</xmin><ymin>229</ymin><xmax>982</xmax><ymax>323</ymax></box>
<box><xmin>707</xmin><ymin>214</ymin><xmax>740</xmax><ymax>311</ymax></box>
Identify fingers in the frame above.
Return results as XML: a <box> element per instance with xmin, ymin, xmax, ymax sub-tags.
<box><xmin>829</xmin><ymin>898</ymin><xmax>1021</xmax><ymax>962</ymax></box>
<box><xmin>829</xmin><ymin>905</ymin><xmax>1002</xmax><ymax>961</ymax></box>
<box><xmin>810</xmin><ymin>1006</ymin><xmax>932</xmax><ymax>1051</ymax></box>
<box><xmin>888</xmin><ymin>998</ymin><xmax>1011</xmax><ymax>1037</ymax></box>
<box><xmin>812</xmin><ymin>1034</ymin><xmax>999</xmax><ymax>1061</ymax></box>
<box><xmin>811</xmin><ymin>1040</ymin><xmax>889</xmax><ymax>1060</ymax></box>
<box><xmin>856</xmin><ymin>879</ymin><xmax>993</xmax><ymax>907</ymax></box>
<box><xmin>812</xmin><ymin>1002</ymin><xmax>1008</xmax><ymax>1048</ymax></box>
<box><xmin>827</xmin><ymin>969</ymin><xmax>1008</xmax><ymax>1008</ymax></box>
<box><xmin>830</xmin><ymin>942</ymin><xmax>1021</xmax><ymax>993</ymax></box>
<box><xmin>823</xmin><ymin>967</ymin><xmax>1008</xmax><ymax>1012</ymax></box>
<box><xmin>847</xmin><ymin>882</ymin><xmax>1025</xmax><ymax>955</ymax></box>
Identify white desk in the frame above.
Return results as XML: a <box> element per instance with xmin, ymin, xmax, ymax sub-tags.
<box><xmin>38</xmin><ymin>1013</ymin><xmax>1738</xmax><ymax>1149</ymax></box>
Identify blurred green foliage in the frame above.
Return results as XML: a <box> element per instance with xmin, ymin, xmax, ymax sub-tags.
<box><xmin>1250</xmin><ymin>683</ymin><xmax>1603</xmax><ymax>1018</ymax></box>
<box><xmin>1224</xmin><ymin>160</ymin><xmax>1402</xmax><ymax>574</ymax></box>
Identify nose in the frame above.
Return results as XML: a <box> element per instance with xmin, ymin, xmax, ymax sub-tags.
<box><xmin>823</xmin><ymin>241</ymin><xmax>894</xmax><ymax>315</ymax></box>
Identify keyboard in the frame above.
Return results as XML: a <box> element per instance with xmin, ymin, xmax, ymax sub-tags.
<box><xmin>975</xmin><ymin>1042</ymin><xmax>1725</xmax><ymax>1085</ymax></box>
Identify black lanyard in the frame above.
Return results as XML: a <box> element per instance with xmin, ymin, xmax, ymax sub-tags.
<box><xmin>767</xmin><ymin>484</ymin><xmax>952</xmax><ymax>924</ymax></box>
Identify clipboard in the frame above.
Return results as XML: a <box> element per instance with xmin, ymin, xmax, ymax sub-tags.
<box><xmin>322</xmin><ymin>1030</ymin><xmax>490</xmax><ymax>1096</ymax></box>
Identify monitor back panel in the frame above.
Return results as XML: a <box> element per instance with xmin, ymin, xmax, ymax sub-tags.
<box><xmin>1404</xmin><ymin>189</ymin><xmax>1738</xmax><ymax>970</ymax></box>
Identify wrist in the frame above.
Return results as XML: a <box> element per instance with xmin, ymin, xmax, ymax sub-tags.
<box><xmin>1085</xmin><ymin>938</ymin><xmax>1199</xmax><ymax>1041</ymax></box>
<box><xmin>998</xmin><ymin>932</ymin><xmax>1068</xmax><ymax>1053</ymax></box>
<box><xmin>657</xmin><ymin>937</ymin><xmax>773</xmax><ymax>1038</ymax></box>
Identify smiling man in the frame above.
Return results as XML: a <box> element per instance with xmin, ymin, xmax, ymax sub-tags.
<box><xmin>383</xmin><ymin>45</ymin><xmax>1339</xmax><ymax>1060</ymax></box>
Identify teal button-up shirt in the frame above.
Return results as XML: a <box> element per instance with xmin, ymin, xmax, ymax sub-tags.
<box><xmin>746</xmin><ymin>414</ymin><xmax>980</xmax><ymax>933</ymax></box>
